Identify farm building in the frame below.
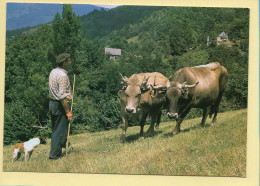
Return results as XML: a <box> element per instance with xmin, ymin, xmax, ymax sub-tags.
<box><xmin>105</xmin><ymin>48</ymin><xmax>122</xmax><ymax>60</ymax></box>
<box><xmin>217</xmin><ymin>31</ymin><xmax>229</xmax><ymax>45</ymax></box>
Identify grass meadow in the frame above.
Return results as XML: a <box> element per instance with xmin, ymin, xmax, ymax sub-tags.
<box><xmin>3</xmin><ymin>109</ymin><xmax>247</xmax><ymax>177</ymax></box>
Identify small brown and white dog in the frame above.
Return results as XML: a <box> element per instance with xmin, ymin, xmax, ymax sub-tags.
<box><xmin>12</xmin><ymin>136</ymin><xmax>46</xmax><ymax>162</ymax></box>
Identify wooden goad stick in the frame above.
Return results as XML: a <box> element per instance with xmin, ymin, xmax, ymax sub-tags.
<box><xmin>66</xmin><ymin>74</ymin><xmax>75</xmax><ymax>157</ymax></box>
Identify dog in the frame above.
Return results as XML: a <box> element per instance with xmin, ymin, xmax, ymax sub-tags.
<box><xmin>12</xmin><ymin>136</ymin><xmax>46</xmax><ymax>162</ymax></box>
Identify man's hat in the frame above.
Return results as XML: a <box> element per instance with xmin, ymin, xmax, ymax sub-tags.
<box><xmin>56</xmin><ymin>53</ymin><xmax>70</xmax><ymax>64</ymax></box>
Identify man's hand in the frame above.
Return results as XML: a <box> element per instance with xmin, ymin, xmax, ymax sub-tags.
<box><xmin>61</xmin><ymin>98</ymin><xmax>72</xmax><ymax>121</ymax></box>
<box><xmin>67</xmin><ymin>112</ymin><xmax>73</xmax><ymax>121</ymax></box>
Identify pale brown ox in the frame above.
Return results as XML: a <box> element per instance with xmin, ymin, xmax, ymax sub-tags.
<box><xmin>118</xmin><ymin>72</ymin><xmax>169</xmax><ymax>142</ymax></box>
<box><xmin>166</xmin><ymin>62</ymin><xmax>228</xmax><ymax>135</ymax></box>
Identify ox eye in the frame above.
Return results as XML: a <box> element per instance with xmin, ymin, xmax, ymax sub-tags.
<box><xmin>136</xmin><ymin>93</ymin><xmax>141</xmax><ymax>98</ymax></box>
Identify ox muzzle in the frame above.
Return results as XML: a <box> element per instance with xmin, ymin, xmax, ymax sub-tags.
<box><xmin>125</xmin><ymin>106</ymin><xmax>137</xmax><ymax>114</ymax></box>
<box><xmin>167</xmin><ymin>112</ymin><xmax>178</xmax><ymax>119</ymax></box>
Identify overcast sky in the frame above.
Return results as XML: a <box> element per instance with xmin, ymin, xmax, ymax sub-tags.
<box><xmin>92</xmin><ymin>4</ymin><xmax>120</xmax><ymax>9</ymax></box>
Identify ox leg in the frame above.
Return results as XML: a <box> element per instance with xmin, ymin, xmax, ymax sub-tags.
<box><xmin>172</xmin><ymin>107</ymin><xmax>191</xmax><ymax>135</ymax></box>
<box><xmin>146</xmin><ymin>115</ymin><xmax>157</xmax><ymax>136</ymax></box>
<box><xmin>172</xmin><ymin>118</ymin><xmax>184</xmax><ymax>135</ymax></box>
<box><xmin>155</xmin><ymin>111</ymin><xmax>162</xmax><ymax>129</ymax></box>
<box><xmin>139</xmin><ymin>113</ymin><xmax>148</xmax><ymax>140</ymax></box>
<box><xmin>212</xmin><ymin>92</ymin><xmax>223</xmax><ymax>125</ymax></box>
<box><xmin>120</xmin><ymin>117</ymin><xmax>128</xmax><ymax>143</ymax></box>
<box><xmin>201</xmin><ymin>107</ymin><xmax>210</xmax><ymax>127</ymax></box>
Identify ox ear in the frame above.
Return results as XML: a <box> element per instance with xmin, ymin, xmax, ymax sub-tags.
<box><xmin>181</xmin><ymin>81</ymin><xmax>199</xmax><ymax>98</ymax></box>
<box><xmin>180</xmin><ymin>87</ymin><xmax>189</xmax><ymax>99</ymax></box>
<box><xmin>118</xmin><ymin>90</ymin><xmax>125</xmax><ymax>97</ymax></box>
<box><xmin>121</xmin><ymin>84</ymin><xmax>128</xmax><ymax>90</ymax></box>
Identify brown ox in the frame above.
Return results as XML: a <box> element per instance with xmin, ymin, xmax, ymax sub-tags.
<box><xmin>118</xmin><ymin>72</ymin><xmax>169</xmax><ymax>142</ymax></box>
<box><xmin>166</xmin><ymin>62</ymin><xmax>228</xmax><ymax>135</ymax></box>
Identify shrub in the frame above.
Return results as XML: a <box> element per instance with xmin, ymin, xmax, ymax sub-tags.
<box><xmin>4</xmin><ymin>102</ymin><xmax>36</xmax><ymax>145</ymax></box>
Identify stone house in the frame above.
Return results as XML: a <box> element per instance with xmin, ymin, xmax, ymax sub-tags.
<box><xmin>105</xmin><ymin>48</ymin><xmax>122</xmax><ymax>60</ymax></box>
<box><xmin>216</xmin><ymin>31</ymin><xmax>229</xmax><ymax>45</ymax></box>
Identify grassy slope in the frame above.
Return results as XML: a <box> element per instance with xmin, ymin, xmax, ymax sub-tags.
<box><xmin>3</xmin><ymin>109</ymin><xmax>247</xmax><ymax>177</ymax></box>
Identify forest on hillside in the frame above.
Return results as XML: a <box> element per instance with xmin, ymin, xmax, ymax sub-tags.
<box><xmin>4</xmin><ymin>5</ymin><xmax>249</xmax><ymax>145</ymax></box>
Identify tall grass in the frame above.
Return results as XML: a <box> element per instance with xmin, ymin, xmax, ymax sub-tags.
<box><xmin>3</xmin><ymin>109</ymin><xmax>247</xmax><ymax>177</ymax></box>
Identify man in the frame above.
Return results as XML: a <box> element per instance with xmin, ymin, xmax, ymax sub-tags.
<box><xmin>49</xmin><ymin>53</ymin><xmax>73</xmax><ymax>160</ymax></box>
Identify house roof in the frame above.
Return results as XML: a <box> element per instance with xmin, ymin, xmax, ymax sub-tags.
<box><xmin>218</xmin><ymin>32</ymin><xmax>228</xmax><ymax>39</ymax></box>
<box><xmin>105</xmin><ymin>48</ymin><xmax>122</xmax><ymax>56</ymax></box>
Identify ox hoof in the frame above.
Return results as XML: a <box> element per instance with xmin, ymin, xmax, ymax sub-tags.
<box><xmin>146</xmin><ymin>128</ymin><xmax>155</xmax><ymax>136</ymax></box>
<box><xmin>211</xmin><ymin>119</ymin><xmax>217</xmax><ymax>126</ymax></box>
<box><xmin>120</xmin><ymin>136</ymin><xmax>126</xmax><ymax>143</ymax></box>
<box><xmin>146</xmin><ymin>132</ymin><xmax>154</xmax><ymax>137</ymax></box>
<box><xmin>172</xmin><ymin>130</ymin><xmax>180</xmax><ymax>135</ymax></box>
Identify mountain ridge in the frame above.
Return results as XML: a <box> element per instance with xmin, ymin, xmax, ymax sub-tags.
<box><xmin>6</xmin><ymin>3</ymin><xmax>110</xmax><ymax>30</ymax></box>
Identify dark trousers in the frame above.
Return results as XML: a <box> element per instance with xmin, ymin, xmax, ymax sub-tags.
<box><xmin>49</xmin><ymin>100</ymin><xmax>68</xmax><ymax>159</ymax></box>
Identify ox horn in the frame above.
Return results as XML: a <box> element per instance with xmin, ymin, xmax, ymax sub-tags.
<box><xmin>182</xmin><ymin>81</ymin><xmax>199</xmax><ymax>88</ymax></box>
<box><xmin>151</xmin><ymin>75</ymin><xmax>169</xmax><ymax>91</ymax></box>
<box><xmin>142</xmin><ymin>76</ymin><xmax>150</xmax><ymax>85</ymax></box>
<box><xmin>119</xmin><ymin>73</ymin><xmax>128</xmax><ymax>83</ymax></box>
<box><xmin>152</xmin><ymin>84</ymin><xmax>166</xmax><ymax>90</ymax></box>
<box><xmin>140</xmin><ymin>76</ymin><xmax>150</xmax><ymax>91</ymax></box>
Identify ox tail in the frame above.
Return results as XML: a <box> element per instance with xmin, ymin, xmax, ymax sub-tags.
<box><xmin>220</xmin><ymin>65</ymin><xmax>228</xmax><ymax>91</ymax></box>
<box><xmin>209</xmin><ymin>105</ymin><xmax>214</xmax><ymax>118</ymax></box>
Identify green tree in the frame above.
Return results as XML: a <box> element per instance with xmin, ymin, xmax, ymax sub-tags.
<box><xmin>169</xmin><ymin>20</ymin><xmax>198</xmax><ymax>56</ymax></box>
<box><xmin>207</xmin><ymin>45</ymin><xmax>248</xmax><ymax>108</ymax></box>
<box><xmin>51</xmin><ymin>4</ymin><xmax>81</xmax><ymax>70</ymax></box>
<box><xmin>109</xmin><ymin>36</ymin><xmax>127</xmax><ymax>49</ymax></box>
<box><xmin>4</xmin><ymin>25</ymin><xmax>53</xmax><ymax>144</ymax></box>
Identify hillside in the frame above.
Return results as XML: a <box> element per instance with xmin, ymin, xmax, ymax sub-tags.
<box><xmin>3</xmin><ymin>109</ymin><xmax>247</xmax><ymax>176</ymax></box>
<box><xmin>4</xmin><ymin>5</ymin><xmax>249</xmax><ymax>146</ymax></box>
<box><xmin>105</xmin><ymin>7</ymin><xmax>248</xmax><ymax>50</ymax></box>
<box><xmin>7</xmin><ymin>5</ymin><xmax>249</xmax><ymax>50</ymax></box>
<box><xmin>80</xmin><ymin>5</ymin><xmax>165</xmax><ymax>39</ymax></box>
<box><xmin>6</xmin><ymin>3</ymin><xmax>109</xmax><ymax>30</ymax></box>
